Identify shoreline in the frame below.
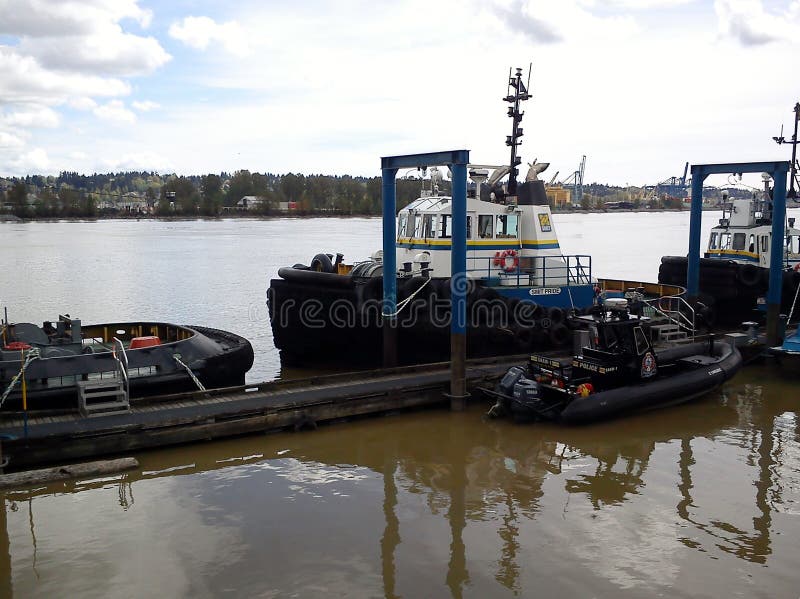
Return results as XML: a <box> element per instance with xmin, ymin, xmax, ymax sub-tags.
<box><xmin>3</xmin><ymin>204</ymin><xmax>800</xmax><ymax>223</ymax></box>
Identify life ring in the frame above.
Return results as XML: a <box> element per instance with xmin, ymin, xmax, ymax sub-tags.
<box><xmin>793</xmin><ymin>262</ymin><xmax>800</xmax><ymax>272</ymax></box>
<box><xmin>497</xmin><ymin>249</ymin><xmax>519</xmax><ymax>273</ymax></box>
<box><xmin>3</xmin><ymin>341</ymin><xmax>31</xmax><ymax>351</ymax></box>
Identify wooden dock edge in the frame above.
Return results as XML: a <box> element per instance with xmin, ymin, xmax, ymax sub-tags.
<box><xmin>1</xmin><ymin>359</ymin><xmax>522</xmax><ymax>471</ymax></box>
<box><xmin>0</xmin><ymin>457</ymin><xmax>139</xmax><ymax>489</ymax></box>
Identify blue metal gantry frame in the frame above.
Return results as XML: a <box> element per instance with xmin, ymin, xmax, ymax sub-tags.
<box><xmin>688</xmin><ymin>161</ymin><xmax>790</xmax><ymax>344</ymax></box>
<box><xmin>381</xmin><ymin>149</ymin><xmax>470</xmax><ymax>409</ymax></box>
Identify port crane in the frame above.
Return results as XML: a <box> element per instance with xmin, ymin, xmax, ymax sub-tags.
<box><xmin>559</xmin><ymin>155</ymin><xmax>586</xmax><ymax>204</ymax></box>
<box><xmin>655</xmin><ymin>161</ymin><xmax>690</xmax><ymax>198</ymax></box>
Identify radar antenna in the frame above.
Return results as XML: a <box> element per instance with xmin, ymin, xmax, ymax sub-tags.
<box><xmin>503</xmin><ymin>65</ymin><xmax>532</xmax><ymax>197</ymax></box>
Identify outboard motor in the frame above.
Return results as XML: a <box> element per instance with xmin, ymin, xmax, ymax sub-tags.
<box><xmin>498</xmin><ymin>366</ymin><xmax>526</xmax><ymax>396</ymax></box>
<box><xmin>511</xmin><ymin>376</ymin><xmax>543</xmax><ymax>420</ymax></box>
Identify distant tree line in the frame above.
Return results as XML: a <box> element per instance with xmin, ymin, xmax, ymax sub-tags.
<box><xmin>1</xmin><ymin>170</ymin><xmax>429</xmax><ymax>218</ymax></box>
<box><xmin>3</xmin><ymin>169</ymin><xmax>757</xmax><ymax>219</ymax></box>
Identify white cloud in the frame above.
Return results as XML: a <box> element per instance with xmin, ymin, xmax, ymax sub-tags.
<box><xmin>0</xmin><ymin>0</ymin><xmax>152</xmax><ymax>37</ymax></box>
<box><xmin>598</xmin><ymin>0</ymin><xmax>694</xmax><ymax>7</ymax></box>
<box><xmin>715</xmin><ymin>0</ymin><xmax>800</xmax><ymax>45</ymax></box>
<box><xmin>19</xmin><ymin>28</ymin><xmax>170</xmax><ymax>77</ymax></box>
<box><xmin>486</xmin><ymin>0</ymin><xmax>639</xmax><ymax>44</ymax></box>
<box><xmin>69</xmin><ymin>97</ymin><xmax>99</xmax><ymax>111</ymax></box>
<box><xmin>101</xmin><ymin>151</ymin><xmax>174</xmax><ymax>172</ymax></box>
<box><xmin>0</xmin><ymin>47</ymin><xmax>131</xmax><ymax>105</ymax></box>
<box><xmin>10</xmin><ymin>148</ymin><xmax>49</xmax><ymax>172</ymax></box>
<box><xmin>94</xmin><ymin>100</ymin><xmax>136</xmax><ymax>124</ymax></box>
<box><xmin>132</xmin><ymin>100</ymin><xmax>160</xmax><ymax>112</ymax></box>
<box><xmin>0</xmin><ymin>131</ymin><xmax>25</xmax><ymax>147</ymax></box>
<box><xmin>169</xmin><ymin>16</ymin><xmax>250</xmax><ymax>56</ymax></box>
<box><xmin>1</xmin><ymin>105</ymin><xmax>59</xmax><ymax>127</ymax></box>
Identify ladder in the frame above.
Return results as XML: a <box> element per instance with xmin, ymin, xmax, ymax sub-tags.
<box><xmin>77</xmin><ymin>336</ymin><xmax>131</xmax><ymax>417</ymax></box>
<box><xmin>77</xmin><ymin>374</ymin><xmax>130</xmax><ymax>417</ymax></box>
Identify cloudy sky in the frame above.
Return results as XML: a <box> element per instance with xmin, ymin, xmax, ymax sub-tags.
<box><xmin>0</xmin><ymin>0</ymin><xmax>798</xmax><ymax>185</ymax></box>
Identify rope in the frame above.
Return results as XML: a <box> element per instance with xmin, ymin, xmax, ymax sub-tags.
<box><xmin>787</xmin><ymin>278</ymin><xmax>800</xmax><ymax>323</ymax></box>
<box><xmin>173</xmin><ymin>355</ymin><xmax>206</xmax><ymax>391</ymax></box>
<box><xmin>0</xmin><ymin>348</ymin><xmax>40</xmax><ymax>409</ymax></box>
<box><xmin>383</xmin><ymin>277</ymin><xmax>432</xmax><ymax>318</ymax></box>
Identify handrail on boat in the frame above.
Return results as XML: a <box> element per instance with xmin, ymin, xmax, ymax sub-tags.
<box><xmin>466</xmin><ymin>254</ymin><xmax>593</xmax><ymax>287</ymax></box>
<box><xmin>643</xmin><ymin>295</ymin><xmax>696</xmax><ymax>339</ymax></box>
<box><xmin>111</xmin><ymin>337</ymin><xmax>130</xmax><ymax>400</ymax></box>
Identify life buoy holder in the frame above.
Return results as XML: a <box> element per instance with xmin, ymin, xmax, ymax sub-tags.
<box><xmin>497</xmin><ymin>249</ymin><xmax>519</xmax><ymax>273</ymax></box>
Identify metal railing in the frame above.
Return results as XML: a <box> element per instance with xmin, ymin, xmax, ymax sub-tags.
<box><xmin>467</xmin><ymin>254</ymin><xmax>592</xmax><ymax>287</ymax></box>
<box><xmin>111</xmin><ymin>337</ymin><xmax>130</xmax><ymax>400</ymax></box>
<box><xmin>644</xmin><ymin>295</ymin><xmax>696</xmax><ymax>338</ymax></box>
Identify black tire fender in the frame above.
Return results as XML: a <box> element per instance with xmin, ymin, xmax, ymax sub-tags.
<box><xmin>310</xmin><ymin>253</ymin><xmax>335</xmax><ymax>273</ymax></box>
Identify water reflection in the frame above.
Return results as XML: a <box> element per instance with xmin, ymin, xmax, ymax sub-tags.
<box><xmin>1</xmin><ymin>368</ymin><xmax>798</xmax><ymax>597</ymax></box>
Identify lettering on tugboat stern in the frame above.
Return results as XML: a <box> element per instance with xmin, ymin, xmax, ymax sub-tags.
<box><xmin>529</xmin><ymin>287</ymin><xmax>561</xmax><ymax>296</ymax></box>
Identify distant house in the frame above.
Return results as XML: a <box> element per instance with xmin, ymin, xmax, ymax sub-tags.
<box><xmin>237</xmin><ymin>195</ymin><xmax>267</xmax><ymax>211</ymax></box>
<box><xmin>119</xmin><ymin>192</ymin><xmax>148</xmax><ymax>213</ymax></box>
<box><xmin>278</xmin><ymin>201</ymin><xmax>298</xmax><ymax>212</ymax></box>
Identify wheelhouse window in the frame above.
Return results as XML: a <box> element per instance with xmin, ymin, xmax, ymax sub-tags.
<box><xmin>709</xmin><ymin>232</ymin><xmax>718</xmax><ymax>250</ymax></box>
<box><xmin>732</xmin><ymin>233</ymin><xmax>746</xmax><ymax>251</ymax></box>
<box><xmin>787</xmin><ymin>234</ymin><xmax>800</xmax><ymax>254</ymax></box>
<box><xmin>495</xmin><ymin>214</ymin><xmax>519</xmax><ymax>239</ymax></box>
<box><xmin>397</xmin><ymin>213</ymin><xmax>408</xmax><ymax>238</ymax></box>
<box><xmin>467</xmin><ymin>216</ymin><xmax>473</xmax><ymax>239</ymax></box>
<box><xmin>761</xmin><ymin>235</ymin><xmax>769</xmax><ymax>253</ymax></box>
<box><xmin>719</xmin><ymin>233</ymin><xmax>731</xmax><ymax>249</ymax></box>
<box><xmin>407</xmin><ymin>213</ymin><xmax>417</xmax><ymax>237</ymax></box>
<box><xmin>748</xmin><ymin>234</ymin><xmax>756</xmax><ymax>253</ymax></box>
<box><xmin>478</xmin><ymin>215</ymin><xmax>494</xmax><ymax>239</ymax></box>
<box><xmin>439</xmin><ymin>214</ymin><xmax>451</xmax><ymax>239</ymax></box>
<box><xmin>421</xmin><ymin>214</ymin><xmax>434</xmax><ymax>239</ymax></box>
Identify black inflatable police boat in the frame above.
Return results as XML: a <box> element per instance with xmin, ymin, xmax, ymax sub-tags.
<box><xmin>486</xmin><ymin>298</ymin><xmax>743</xmax><ymax>424</ymax></box>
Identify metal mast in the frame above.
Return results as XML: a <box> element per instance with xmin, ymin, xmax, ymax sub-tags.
<box><xmin>773</xmin><ymin>102</ymin><xmax>800</xmax><ymax>199</ymax></box>
<box><xmin>504</xmin><ymin>66</ymin><xmax>531</xmax><ymax>197</ymax></box>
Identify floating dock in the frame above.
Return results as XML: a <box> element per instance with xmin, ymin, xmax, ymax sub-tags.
<box><xmin>0</xmin><ymin>356</ymin><xmax>525</xmax><ymax>471</ymax></box>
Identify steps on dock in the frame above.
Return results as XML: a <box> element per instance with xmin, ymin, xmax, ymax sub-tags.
<box><xmin>77</xmin><ymin>377</ymin><xmax>130</xmax><ymax>417</ymax></box>
<box><xmin>650</xmin><ymin>323</ymin><xmax>689</xmax><ymax>343</ymax></box>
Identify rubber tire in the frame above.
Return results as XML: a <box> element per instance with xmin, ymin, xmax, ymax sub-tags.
<box><xmin>737</xmin><ymin>264</ymin><xmax>761</xmax><ymax>288</ymax></box>
<box><xmin>548</xmin><ymin>323</ymin><xmax>570</xmax><ymax>347</ymax></box>
<box><xmin>310</xmin><ymin>253</ymin><xmax>335</xmax><ymax>273</ymax></box>
<box><xmin>514</xmin><ymin>327</ymin><xmax>534</xmax><ymax>351</ymax></box>
<box><xmin>547</xmin><ymin>307</ymin><xmax>565</xmax><ymax>326</ymax></box>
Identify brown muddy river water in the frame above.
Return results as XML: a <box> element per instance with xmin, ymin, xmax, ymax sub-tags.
<box><xmin>1</xmin><ymin>215</ymin><xmax>799</xmax><ymax>597</ymax></box>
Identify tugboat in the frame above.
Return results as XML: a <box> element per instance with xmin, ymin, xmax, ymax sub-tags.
<box><xmin>0</xmin><ymin>314</ymin><xmax>254</xmax><ymax>411</ymax></box>
<box><xmin>268</xmin><ymin>68</ymin><xmax>597</xmax><ymax>364</ymax></box>
<box><xmin>659</xmin><ymin>103</ymin><xmax>800</xmax><ymax>325</ymax></box>
<box><xmin>485</xmin><ymin>298</ymin><xmax>742</xmax><ymax>424</ymax></box>
<box><xmin>769</xmin><ymin>281</ymin><xmax>800</xmax><ymax>368</ymax></box>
